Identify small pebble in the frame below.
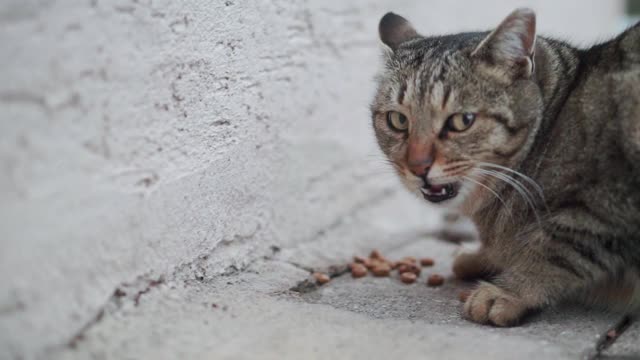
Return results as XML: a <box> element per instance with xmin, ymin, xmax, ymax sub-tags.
<box><xmin>369</xmin><ymin>249</ymin><xmax>382</xmax><ymax>259</ymax></box>
<box><xmin>313</xmin><ymin>272</ymin><xmax>331</xmax><ymax>285</ymax></box>
<box><xmin>400</xmin><ymin>272</ymin><xmax>417</xmax><ymax>284</ymax></box>
<box><xmin>427</xmin><ymin>274</ymin><xmax>445</xmax><ymax>287</ymax></box>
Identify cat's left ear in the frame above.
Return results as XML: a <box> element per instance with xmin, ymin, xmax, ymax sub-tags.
<box><xmin>471</xmin><ymin>8</ymin><xmax>536</xmax><ymax>80</ymax></box>
<box><xmin>379</xmin><ymin>12</ymin><xmax>419</xmax><ymax>51</ymax></box>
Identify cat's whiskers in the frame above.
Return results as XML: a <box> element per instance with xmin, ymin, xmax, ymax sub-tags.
<box><xmin>462</xmin><ymin>172</ymin><xmax>514</xmax><ymax>221</ymax></box>
<box><xmin>473</xmin><ymin>167</ymin><xmax>544</xmax><ymax>227</ymax></box>
<box><xmin>475</xmin><ymin>168</ymin><xmax>538</xmax><ymax>208</ymax></box>
<box><xmin>476</xmin><ymin>161</ymin><xmax>547</xmax><ymax>205</ymax></box>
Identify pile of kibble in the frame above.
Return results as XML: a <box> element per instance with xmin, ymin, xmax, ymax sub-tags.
<box><xmin>313</xmin><ymin>249</ymin><xmax>445</xmax><ymax>287</ymax></box>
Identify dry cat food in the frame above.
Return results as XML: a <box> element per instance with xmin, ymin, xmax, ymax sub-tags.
<box><xmin>427</xmin><ymin>274</ymin><xmax>445</xmax><ymax>287</ymax></box>
<box><xmin>313</xmin><ymin>272</ymin><xmax>331</xmax><ymax>285</ymax></box>
<box><xmin>397</xmin><ymin>263</ymin><xmax>421</xmax><ymax>276</ymax></box>
<box><xmin>420</xmin><ymin>258</ymin><xmax>435</xmax><ymax>267</ymax></box>
<box><xmin>312</xmin><ymin>249</ymin><xmax>464</xmax><ymax>304</ymax></box>
<box><xmin>345</xmin><ymin>249</ymin><xmax>453</xmax><ymax>297</ymax></box>
<box><xmin>400</xmin><ymin>272</ymin><xmax>417</xmax><ymax>284</ymax></box>
<box><xmin>364</xmin><ymin>260</ymin><xmax>377</xmax><ymax>270</ymax></box>
<box><xmin>349</xmin><ymin>249</ymin><xmax>444</xmax><ymax>286</ymax></box>
<box><xmin>350</xmin><ymin>263</ymin><xmax>368</xmax><ymax>278</ymax></box>
<box><xmin>370</xmin><ymin>249</ymin><xmax>383</xmax><ymax>259</ymax></box>
<box><xmin>370</xmin><ymin>261</ymin><xmax>391</xmax><ymax>277</ymax></box>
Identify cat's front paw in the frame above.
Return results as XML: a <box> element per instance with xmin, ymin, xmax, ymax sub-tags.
<box><xmin>464</xmin><ymin>282</ymin><xmax>528</xmax><ymax>327</ymax></box>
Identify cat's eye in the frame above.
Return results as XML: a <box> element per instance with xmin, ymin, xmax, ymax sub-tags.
<box><xmin>386</xmin><ymin>111</ymin><xmax>409</xmax><ymax>132</ymax></box>
<box><xmin>445</xmin><ymin>113</ymin><xmax>476</xmax><ymax>132</ymax></box>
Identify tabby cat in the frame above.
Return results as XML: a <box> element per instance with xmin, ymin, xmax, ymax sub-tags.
<box><xmin>371</xmin><ymin>8</ymin><xmax>640</xmax><ymax>326</ymax></box>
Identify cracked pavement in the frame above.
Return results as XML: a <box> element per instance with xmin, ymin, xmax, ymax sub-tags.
<box><xmin>51</xmin><ymin>198</ymin><xmax>639</xmax><ymax>360</ymax></box>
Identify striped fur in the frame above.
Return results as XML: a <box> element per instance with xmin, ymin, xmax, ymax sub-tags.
<box><xmin>372</xmin><ymin>9</ymin><xmax>640</xmax><ymax>326</ymax></box>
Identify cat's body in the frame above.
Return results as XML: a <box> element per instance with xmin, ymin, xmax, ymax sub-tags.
<box><xmin>469</xmin><ymin>31</ymin><xmax>640</xmax><ymax>319</ymax></box>
<box><xmin>371</xmin><ymin>9</ymin><xmax>640</xmax><ymax>326</ymax></box>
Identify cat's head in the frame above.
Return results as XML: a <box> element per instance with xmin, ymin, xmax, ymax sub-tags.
<box><xmin>371</xmin><ymin>8</ymin><xmax>544</xmax><ymax>213</ymax></box>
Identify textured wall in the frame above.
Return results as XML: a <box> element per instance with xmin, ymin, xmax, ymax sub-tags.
<box><xmin>0</xmin><ymin>0</ymin><xmax>623</xmax><ymax>358</ymax></box>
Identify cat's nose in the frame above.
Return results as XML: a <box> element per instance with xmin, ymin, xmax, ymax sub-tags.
<box><xmin>408</xmin><ymin>158</ymin><xmax>433</xmax><ymax>177</ymax></box>
<box><xmin>407</xmin><ymin>141</ymin><xmax>434</xmax><ymax>177</ymax></box>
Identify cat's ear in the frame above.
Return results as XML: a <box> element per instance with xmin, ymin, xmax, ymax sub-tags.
<box><xmin>471</xmin><ymin>8</ymin><xmax>536</xmax><ymax>79</ymax></box>
<box><xmin>379</xmin><ymin>12</ymin><xmax>419</xmax><ymax>51</ymax></box>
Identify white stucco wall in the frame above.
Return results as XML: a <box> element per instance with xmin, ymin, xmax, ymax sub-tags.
<box><xmin>0</xmin><ymin>0</ymin><xmax>624</xmax><ymax>358</ymax></box>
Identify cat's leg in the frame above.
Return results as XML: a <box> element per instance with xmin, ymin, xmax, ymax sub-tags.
<box><xmin>453</xmin><ymin>250</ymin><xmax>500</xmax><ymax>281</ymax></box>
<box><xmin>463</xmin><ymin>226</ymin><xmax>613</xmax><ymax>326</ymax></box>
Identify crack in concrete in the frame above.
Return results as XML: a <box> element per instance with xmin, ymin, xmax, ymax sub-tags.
<box><xmin>173</xmin><ymin>187</ymin><xmax>395</xmax><ymax>284</ymax></box>
<box><xmin>132</xmin><ymin>278</ymin><xmax>165</xmax><ymax>306</ymax></box>
<box><xmin>66</xmin><ymin>308</ymin><xmax>105</xmax><ymax>350</ymax></box>
<box><xmin>62</xmin><ymin>276</ymin><xmax>165</xmax><ymax>351</ymax></box>
<box><xmin>171</xmin><ymin>224</ymin><xmax>264</xmax><ymax>281</ymax></box>
<box><xmin>289</xmin><ymin>264</ymin><xmax>350</xmax><ymax>294</ymax></box>
<box><xmin>284</xmin><ymin>261</ymin><xmax>314</xmax><ymax>274</ymax></box>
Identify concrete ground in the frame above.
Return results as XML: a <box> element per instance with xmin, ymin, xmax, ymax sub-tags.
<box><xmin>50</xmin><ymin>200</ymin><xmax>639</xmax><ymax>360</ymax></box>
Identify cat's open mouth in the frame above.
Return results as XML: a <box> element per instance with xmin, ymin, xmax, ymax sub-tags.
<box><xmin>420</xmin><ymin>182</ymin><xmax>458</xmax><ymax>203</ymax></box>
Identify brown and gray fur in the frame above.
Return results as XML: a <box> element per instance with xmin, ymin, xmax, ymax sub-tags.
<box><xmin>371</xmin><ymin>8</ymin><xmax>640</xmax><ymax>326</ymax></box>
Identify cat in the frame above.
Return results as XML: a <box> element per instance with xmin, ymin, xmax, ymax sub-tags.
<box><xmin>371</xmin><ymin>8</ymin><xmax>640</xmax><ymax>326</ymax></box>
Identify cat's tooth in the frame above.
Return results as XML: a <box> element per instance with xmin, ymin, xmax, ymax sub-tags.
<box><xmin>440</xmin><ymin>188</ymin><xmax>446</xmax><ymax>195</ymax></box>
<box><xmin>420</xmin><ymin>188</ymin><xmax>429</xmax><ymax>195</ymax></box>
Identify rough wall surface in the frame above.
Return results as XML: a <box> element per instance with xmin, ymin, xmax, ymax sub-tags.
<box><xmin>0</xmin><ymin>0</ymin><xmax>623</xmax><ymax>358</ymax></box>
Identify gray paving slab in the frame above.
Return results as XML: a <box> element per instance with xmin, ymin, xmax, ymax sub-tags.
<box><xmin>53</xmin><ymin>261</ymin><xmax>573</xmax><ymax>360</ymax></box>
<box><xmin>50</xmin><ymin>208</ymin><xmax>638</xmax><ymax>360</ymax></box>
